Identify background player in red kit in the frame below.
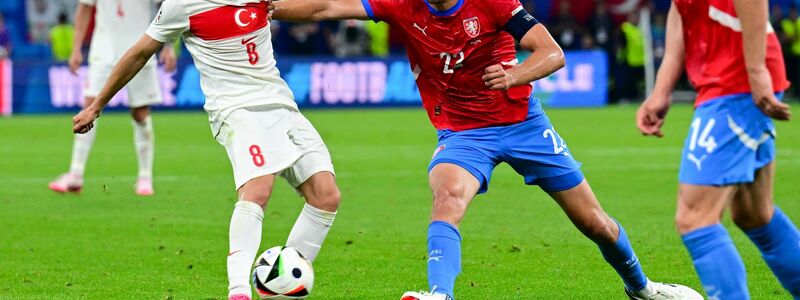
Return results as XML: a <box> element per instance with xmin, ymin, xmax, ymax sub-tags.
<box><xmin>638</xmin><ymin>0</ymin><xmax>800</xmax><ymax>298</ymax></box>
<box><xmin>272</xmin><ymin>0</ymin><xmax>702</xmax><ymax>299</ymax></box>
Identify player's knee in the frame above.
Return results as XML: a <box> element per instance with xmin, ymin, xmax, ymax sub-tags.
<box><xmin>674</xmin><ymin>211</ymin><xmax>710</xmax><ymax>235</ymax></box>
<box><xmin>306</xmin><ymin>185</ymin><xmax>341</xmax><ymax>212</ymax></box>
<box><xmin>239</xmin><ymin>180</ymin><xmax>273</xmax><ymax>207</ymax></box>
<box><xmin>431</xmin><ymin>184</ymin><xmax>467</xmax><ymax>218</ymax></box>
<box><xmin>131</xmin><ymin>107</ymin><xmax>150</xmax><ymax>123</ymax></box>
<box><xmin>674</xmin><ymin>196</ymin><xmax>716</xmax><ymax>234</ymax></box>
<box><xmin>731</xmin><ymin>209</ymin><xmax>772</xmax><ymax>231</ymax></box>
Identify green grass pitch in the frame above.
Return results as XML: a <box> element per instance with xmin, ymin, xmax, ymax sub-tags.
<box><xmin>0</xmin><ymin>105</ymin><xmax>797</xmax><ymax>299</ymax></box>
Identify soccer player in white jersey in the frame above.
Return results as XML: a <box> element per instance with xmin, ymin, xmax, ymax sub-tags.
<box><xmin>71</xmin><ymin>1</ymin><xmax>341</xmax><ymax>299</ymax></box>
<box><xmin>48</xmin><ymin>0</ymin><xmax>177</xmax><ymax>196</ymax></box>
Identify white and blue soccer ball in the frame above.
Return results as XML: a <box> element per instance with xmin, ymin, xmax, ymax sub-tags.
<box><xmin>252</xmin><ymin>246</ymin><xmax>314</xmax><ymax>299</ymax></box>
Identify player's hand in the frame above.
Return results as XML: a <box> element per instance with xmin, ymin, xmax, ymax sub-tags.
<box><xmin>68</xmin><ymin>51</ymin><xmax>84</xmax><ymax>75</ymax></box>
<box><xmin>159</xmin><ymin>45</ymin><xmax>178</xmax><ymax>73</ymax></box>
<box><xmin>266</xmin><ymin>1</ymin><xmax>275</xmax><ymax>19</ymax></box>
<box><xmin>637</xmin><ymin>95</ymin><xmax>671</xmax><ymax>138</ymax></box>
<box><xmin>482</xmin><ymin>64</ymin><xmax>517</xmax><ymax>90</ymax></box>
<box><xmin>748</xmin><ymin>67</ymin><xmax>791</xmax><ymax>121</ymax></box>
<box><xmin>73</xmin><ymin>106</ymin><xmax>101</xmax><ymax>134</ymax></box>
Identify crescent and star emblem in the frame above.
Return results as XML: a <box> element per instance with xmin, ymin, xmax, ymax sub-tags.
<box><xmin>234</xmin><ymin>8</ymin><xmax>256</xmax><ymax>27</ymax></box>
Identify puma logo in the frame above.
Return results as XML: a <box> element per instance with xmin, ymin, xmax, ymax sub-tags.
<box><xmin>687</xmin><ymin>153</ymin><xmax>707</xmax><ymax>171</ymax></box>
<box><xmin>413</xmin><ymin>23</ymin><xmax>428</xmax><ymax>36</ymax></box>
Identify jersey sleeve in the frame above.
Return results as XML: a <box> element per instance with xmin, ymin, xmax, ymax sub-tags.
<box><xmin>487</xmin><ymin>0</ymin><xmax>524</xmax><ymax>27</ymax></box>
<box><xmin>362</xmin><ymin>0</ymin><xmax>401</xmax><ymax>23</ymax></box>
<box><xmin>146</xmin><ymin>0</ymin><xmax>189</xmax><ymax>43</ymax></box>
<box><xmin>78</xmin><ymin>0</ymin><xmax>96</xmax><ymax>6</ymax></box>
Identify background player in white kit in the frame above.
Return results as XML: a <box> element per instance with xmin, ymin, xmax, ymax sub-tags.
<box><xmin>49</xmin><ymin>0</ymin><xmax>177</xmax><ymax>196</ymax></box>
<box><xmin>71</xmin><ymin>1</ymin><xmax>341</xmax><ymax>299</ymax></box>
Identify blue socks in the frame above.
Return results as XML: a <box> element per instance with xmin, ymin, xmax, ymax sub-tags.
<box><xmin>682</xmin><ymin>224</ymin><xmax>749</xmax><ymax>299</ymax></box>
<box><xmin>744</xmin><ymin>207</ymin><xmax>800</xmax><ymax>298</ymax></box>
<box><xmin>598</xmin><ymin>222</ymin><xmax>649</xmax><ymax>292</ymax></box>
<box><xmin>427</xmin><ymin>221</ymin><xmax>461</xmax><ymax>299</ymax></box>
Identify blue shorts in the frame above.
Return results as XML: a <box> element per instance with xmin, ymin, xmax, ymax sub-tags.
<box><xmin>678</xmin><ymin>93</ymin><xmax>778</xmax><ymax>186</ymax></box>
<box><xmin>428</xmin><ymin>100</ymin><xmax>584</xmax><ymax>194</ymax></box>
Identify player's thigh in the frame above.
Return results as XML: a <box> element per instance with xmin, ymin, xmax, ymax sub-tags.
<box><xmin>730</xmin><ymin>162</ymin><xmax>776</xmax><ymax>230</ymax></box>
<box><xmin>676</xmin><ymin>184</ymin><xmax>736</xmax><ymax>234</ymax></box>
<box><xmin>280</xmin><ymin>111</ymin><xmax>336</xmax><ymax>196</ymax></box>
<box><xmin>217</xmin><ymin>108</ymin><xmax>303</xmax><ymax>193</ymax></box>
<box><xmin>503</xmin><ymin>112</ymin><xmax>584</xmax><ymax>193</ymax></box>
<box><xmin>126</xmin><ymin>63</ymin><xmax>163</xmax><ymax>109</ymax></box>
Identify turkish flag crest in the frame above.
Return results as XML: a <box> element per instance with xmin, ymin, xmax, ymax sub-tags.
<box><xmin>463</xmin><ymin>17</ymin><xmax>480</xmax><ymax>38</ymax></box>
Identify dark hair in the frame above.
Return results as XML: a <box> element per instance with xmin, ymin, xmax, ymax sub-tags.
<box><xmin>58</xmin><ymin>13</ymin><xmax>68</xmax><ymax>24</ymax></box>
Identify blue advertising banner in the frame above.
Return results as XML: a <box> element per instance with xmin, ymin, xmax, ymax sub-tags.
<box><xmin>11</xmin><ymin>50</ymin><xmax>608</xmax><ymax>114</ymax></box>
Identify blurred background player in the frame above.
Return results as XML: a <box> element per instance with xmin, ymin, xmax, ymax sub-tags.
<box><xmin>638</xmin><ymin>0</ymin><xmax>800</xmax><ymax>298</ymax></box>
<box><xmin>271</xmin><ymin>0</ymin><xmax>702</xmax><ymax>299</ymax></box>
<box><xmin>70</xmin><ymin>1</ymin><xmax>341</xmax><ymax>299</ymax></box>
<box><xmin>48</xmin><ymin>0</ymin><xmax>177</xmax><ymax>196</ymax></box>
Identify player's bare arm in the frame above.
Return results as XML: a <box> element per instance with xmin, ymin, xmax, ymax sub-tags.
<box><xmin>734</xmin><ymin>0</ymin><xmax>791</xmax><ymax>120</ymax></box>
<box><xmin>637</xmin><ymin>3</ymin><xmax>685</xmax><ymax>138</ymax></box>
<box><xmin>73</xmin><ymin>35</ymin><xmax>164</xmax><ymax>133</ymax></box>
<box><xmin>69</xmin><ymin>3</ymin><xmax>94</xmax><ymax>74</ymax></box>
<box><xmin>271</xmin><ymin>0</ymin><xmax>370</xmax><ymax>21</ymax></box>
<box><xmin>482</xmin><ymin>24</ymin><xmax>564</xmax><ymax>90</ymax></box>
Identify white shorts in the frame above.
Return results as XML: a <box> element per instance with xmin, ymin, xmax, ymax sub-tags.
<box><xmin>85</xmin><ymin>63</ymin><xmax>162</xmax><ymax>108</ymax></box>
<box><xmin>215</xmin><ymin>106</ymin><xmax>335</xmax><ymax>192</ymax></box>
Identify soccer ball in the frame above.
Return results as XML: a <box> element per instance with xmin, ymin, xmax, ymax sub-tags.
<box><xmin>252</xmin><ymin>246</ymin><xmax>314</xmax><ymax>299</ymax></box>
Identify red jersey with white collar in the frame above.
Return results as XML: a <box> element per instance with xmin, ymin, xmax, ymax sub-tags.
<box><xmin>363</xmin><ymin>0</ymin><xmax>533</xmax><ymax>131</ymax></box>
<box><xmin>673</xmin><ymin>0</ymin><xmax>790</xmax><ymax>106</ymax></box>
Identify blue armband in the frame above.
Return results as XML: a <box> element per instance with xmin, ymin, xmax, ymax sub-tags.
<box><xmin>503</xmin><ymin>7</ymin><xmax>539</xmax><ymax>41</ymax></box>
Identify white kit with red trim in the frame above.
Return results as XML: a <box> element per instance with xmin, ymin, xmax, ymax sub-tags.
<box><xmin>147</xmin><ymin>0</ymin><xmax>296</xmax><ymax>135</ymax></box>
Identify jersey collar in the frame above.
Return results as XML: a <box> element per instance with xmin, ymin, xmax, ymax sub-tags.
<box><xmin>423</xmin><ymin>0</ymin><xmax>465</xmax><ymax>17</ymax></box>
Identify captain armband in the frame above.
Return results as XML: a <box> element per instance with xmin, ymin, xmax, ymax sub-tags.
<box><xmin>503</xmin><ymin>6</ymin><xmax>540</xmax><ymax>41</ymax></box>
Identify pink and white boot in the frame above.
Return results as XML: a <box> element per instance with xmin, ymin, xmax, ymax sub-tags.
<box><xmin>48</xmin><ymin>173</ymin><xmax>83</xmax><ymax>194</ymax></box>
<box><xmin>135</xmin><ymin>177</ymin><xmax>154</xmax><ymax>196</ymax></box>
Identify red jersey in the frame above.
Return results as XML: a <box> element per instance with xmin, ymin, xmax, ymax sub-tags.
<box><xmin>674</xmin><ymin>0</ymin><xmax>790</xmax><ymax>106</ymax></box>
<box><xmin>364</xmin><ymin>0</ymin><xmax>533</xmax><ymax>131</ymax></box>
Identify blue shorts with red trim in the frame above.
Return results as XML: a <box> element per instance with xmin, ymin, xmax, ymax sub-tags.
<box><xmin>428</xmin><ymin>100</ymin><xmax>584</xmax><ymax>194</ymax></box>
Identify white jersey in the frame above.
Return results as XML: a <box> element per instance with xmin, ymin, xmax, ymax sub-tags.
<box><xmin>80</xmin><ymin>0</ymin><xmax>161</xmax><ymax>66</ymax></box>
<box><xmin>146</xmin><ymin>0</ymin><xmax>297</xmax><ymax>135</ymax></box>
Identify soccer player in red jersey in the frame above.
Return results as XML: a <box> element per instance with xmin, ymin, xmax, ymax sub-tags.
<box><xmin>638</xmin><ymin>0</ymin><xmax>799</xmax><ymax>298</ymax></box>
<box><xmin>272</xmin><ymin>0</ymin><xmax>701</xmax><ymax>299</ymax></box>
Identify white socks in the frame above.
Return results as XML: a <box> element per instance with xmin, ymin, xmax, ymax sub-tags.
<box><xmin>227</xmin><ymin>202</ymin><xmax>335</xmax><ymax>297</ymax></box>
<box><xmin>228</xmin><ymin>201</ymin><xmax>264</xmax><ymax>297</ymax></box>
<box><xmin>68</xmin><ymin>116</ymin><xmax>153</xmax><ymax>179</ymax></box>
<box><xmin>286</xmin><ymin>203</ymin><xmax>337</xmax><ymax>262</ymax></box>
<box><xmin>69</xmin><ymin>120</ymin><xmax>98</xmax><ymax>176</ymax></box>
<box><xmin>132</xmin><ymin>116</ymin><xmax>154</xmax><ymax>178</ymax></box>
